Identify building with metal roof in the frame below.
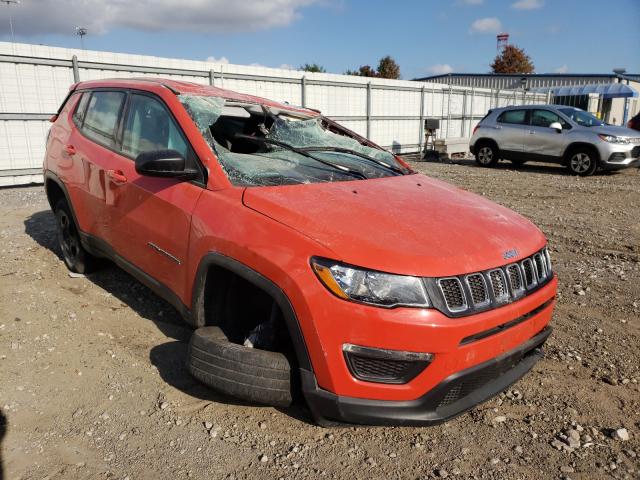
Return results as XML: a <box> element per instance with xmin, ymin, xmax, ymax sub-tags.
<box><xmin>414</xmin><ymin>72</ymin><xmax>640</xmax><ymax>126</ymax></box>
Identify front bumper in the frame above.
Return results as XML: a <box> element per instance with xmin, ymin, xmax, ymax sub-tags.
<box><xmin>598</xmin><ymin>142</ymin><xmax>640</xmax><ymax>169</ymax></box>
<box><xmin>303</xmin><ymin>326</ymin><xmax>551</xmax><ymax>426</ymax></box>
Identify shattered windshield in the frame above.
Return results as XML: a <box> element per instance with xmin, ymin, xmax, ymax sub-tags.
<box><xmin>179</xmin><ymin>95</ymin><xmax>411</xmax><ymax>187</ymax></box>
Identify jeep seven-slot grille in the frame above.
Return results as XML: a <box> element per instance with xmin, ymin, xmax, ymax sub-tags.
<box><xmin>432</xmin><ymin>247</ymin><xmax>552</xmax><ymax>316</ymax></box>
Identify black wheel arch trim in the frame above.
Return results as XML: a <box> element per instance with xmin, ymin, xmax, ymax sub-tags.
<box><xmin>191</xmin><ymin>252</ymin><xmax>313</xmax><ymax>373</ymax></box>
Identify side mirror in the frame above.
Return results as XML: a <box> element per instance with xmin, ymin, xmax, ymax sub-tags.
<box><xmin>135</xmin><ymin>150</ymin><xmax>198</xmax><ymax>180</ymax></box>
<box><xmin>549</xmin><ymin>122</ymin><xmax>563</xmax><ymax>133</ymax></box>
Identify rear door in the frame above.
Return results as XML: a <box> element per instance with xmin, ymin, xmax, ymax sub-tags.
<box><xmin>103</xmin><ymin>92</ymin><xmax>204</xmax><ymax>302</ymax></box>
<box><xmin>70</xmin><ymin>90</ymin><xmax>127</xmax><ymax>240</ymax></box>
<box><xmin>494</xmin><ymin>109</ymin><xmax>529</xmax><ymax>156</ymax></box>
<box><xmin>524</xmin><ymin>109</ymin><xmax>571</xmax><ymax>160</ymax></box>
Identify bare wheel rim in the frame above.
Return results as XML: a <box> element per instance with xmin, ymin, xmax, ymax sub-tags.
<box><xmin>478</xmin><ymin>146</ymin><xmax>493</xmax><ymax>164</ymax></box>
<box><xmin>570</xmin><ymin>152</ymin><xmax>591</xmax><ymax>173</ymax></box>
<box><xmin>58</xmin><ymin>210</ymin><xmax>79</xmax><ymax>262</ymax></box>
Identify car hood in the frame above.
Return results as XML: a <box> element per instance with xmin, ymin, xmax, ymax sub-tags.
<box><xmin>594</xmin><ymin>124</ymin><xmax>640</xmax><ymax>137</ymax></box>
<box><xmin>242</xmin><ymin>174</ymin><xmax>546</xmax><ymax>277</ymax></box>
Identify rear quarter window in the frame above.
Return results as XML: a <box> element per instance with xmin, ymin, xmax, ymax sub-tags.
<box><xmin>72</xmin><ymin>92</ymin><xmax>90</xmax><ymax>127</ymax></box>
<box><xmin>82</xmin><ymin>91</ymin><xmax>126</xmax><ymax>148</ymax></box>
<box><xmin>497</xmin><ymin>109</ymin><xmax>527</xmax><ymax>125</ymax></box>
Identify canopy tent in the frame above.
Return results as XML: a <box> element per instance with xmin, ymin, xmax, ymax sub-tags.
<box><xmin>530</xmin><ymin>82</ymin><xmax>637</xmax><ymax>99</ymax></box>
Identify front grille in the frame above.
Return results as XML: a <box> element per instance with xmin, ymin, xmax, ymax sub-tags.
<box><xmin>430</xmin><ymin>247</ymin><xmax>552</xmax><ymax>316</ymax></box>
<box><xmin>438</xmin><ymin>278</ymin><xmax>466</xmax><ymax>311</ymax></box>
<box><xmin>533</xmin><ymin>253</ymin><xmax>546</xmax><ymax>282</ymax></box>
<box><xmin>521</xmin><ymin>258</ymin><xmax>536</xmax><ymax>288</ymax></box>
<box><xmin>506</xmin><ymin>264</ymin><xmax>523</xmax><ymax>293</ymax></box>
<box><xmin>466</xmin><ymin>273</ymin><xmax>488</xmax><ymax>305</ymax></box>
<box><xmin>489</xmin><ymin>269</ymin><xmax>508</xmax><ymax>300</ymax></box>
<box><xmin>632</xmin><ymin>146</ymin><xmax>640</xmax><ymax>158</ymax></box>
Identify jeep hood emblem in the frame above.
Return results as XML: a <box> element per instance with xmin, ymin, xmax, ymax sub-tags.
<box><xmin>503</xmin><ymin>248</ymin><xmax>519</xmax><ymax>260</ymax></box>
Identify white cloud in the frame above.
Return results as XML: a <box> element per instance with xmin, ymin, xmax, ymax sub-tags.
<box><xmin>554</xmin><ymin>65</ymin><xmax>569</xmax><ymax>74</ymax></box>
<box><xmin>206</xmin><ymin>56</ymin><xmax>229</xmax><ymax>65</ymax></box>
<box><xmin>511</xmin><ymin>0</ymin><xmax>544</xmax><ymax>10</ymax></box>
<box><xmin>469</xmin><ymin>17</ymin><xmax>502</xmax><ymax>34</ymax></box>
<box><xmin>1</xmin><ymin>0</ymin><xmax>318</xmax><ymax>35</ymax></box>
<box><xmin>426</xmin><ymin>64</ymin><xmax>454</xmax><ymax>75</ymax></box>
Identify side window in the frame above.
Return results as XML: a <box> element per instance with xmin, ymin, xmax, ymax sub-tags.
<box><xmin>82</xmin><ymin>91</ymin><xmax>126</xmax><ymax>147</ymax></box>
<box><xmin>497</xmin><ymin>109</ymin><xmax>527</xmax><ymax>125</ymax></box>
<box><xmin>531</xmin><ymin>109</ymin><xmax>570</xmax><ymax>129</ymax></box>
<box><xmin>72</xmin><ymin>92</ymin><xmax>90</xmax><ymax>127</ymax></box>
<box><xmin>121</xmin><ymin>94</ymin><xmax>189</xmax><ymax>159</ymax></box>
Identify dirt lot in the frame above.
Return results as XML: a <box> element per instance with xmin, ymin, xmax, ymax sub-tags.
<box><xmin>1</xmin><ymin>159</ymin><xmax>639</xmax><ymax>480</ymax></box>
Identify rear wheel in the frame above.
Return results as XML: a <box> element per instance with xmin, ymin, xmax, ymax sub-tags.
<box><xmin>54</xmin><ymin>199</ymin><xmax>99</xmax><ymax>274</ymax></box>
<box><xmin>475</xmin><ymin>143</ymin><xmax>499</xmax><ymax>167</ymax></box>
<box><xmin>567</xmin><ymin>148</ymin><xmax>597</xmax><ymax>176</ymax></box>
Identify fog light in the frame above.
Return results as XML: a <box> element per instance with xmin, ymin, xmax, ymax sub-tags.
<box><xmin>343</xmin><ymin>344</ymin><xmax>433</xmax><ymax>384</ymax></box>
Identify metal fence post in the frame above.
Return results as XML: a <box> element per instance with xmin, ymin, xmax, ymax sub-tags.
<box><xmin>366</xmin><ymin>82</ymin><xmax>372</xmax><ymax>139</ymax></box>
<box><xmin>446</xmin><ymin>87</ymin><xmax>452</xmax><ymax>139</ymax></box>
<box><xmin>209</xmin><ymin>69</ymin><xmax>215</xmax><ymax>86</ymax></box>
<box><xmin>301</xmin><ymin>76</ymin><xmax>306</xmax><ymax>108</ymax></box>
<box><xmin>71</xmin><ymin>55</ymin><xmax>80</xmax><ymax>82</ymax></box>
<box><xmin>461</xmin><ymin>90</ymin><xmax>467</xmax><ymax>137</ymax></box>
<box><xmin>418</xmin><ymin>85</ymin><xmax>425</xmax><ymax>150</ymax></box>
<box><xmin>468</xmin><ymin>87</ymin><xmax>475</xmax><ymax>137</ymax></box>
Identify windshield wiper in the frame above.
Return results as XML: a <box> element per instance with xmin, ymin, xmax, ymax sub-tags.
<box><xmin>298</xmin><ymin>146</ymin><xmax>406</xmax><ymax>175</ymax></box>
<box><xmin>233</xmin><ymin>134</ymin><xmax>367</xmax><ymax>180</ymax></box>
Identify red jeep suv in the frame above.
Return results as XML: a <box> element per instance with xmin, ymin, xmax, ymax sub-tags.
<box><xmin>44</xmin><ymin>78</ymin><xmax>557</xmax><ymax>426</ymax></box>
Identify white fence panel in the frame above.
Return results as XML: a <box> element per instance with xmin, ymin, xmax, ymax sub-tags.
<box><xmin>0</xmin><ymin>41</ymin><xmax>546</xmax><ymax>186</ymax></box>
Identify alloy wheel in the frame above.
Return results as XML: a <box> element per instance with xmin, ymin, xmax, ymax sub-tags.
<box><xmin>478</xmin><ymin>147</ymin><xmax>493</xmax><ymax>165</ymax></box>
<box><xmin>570</xmin><ymin>152</ymin><xmax>592</xmax><ymax>174</ymax></box>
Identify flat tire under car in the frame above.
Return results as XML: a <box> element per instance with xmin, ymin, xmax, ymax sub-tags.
<box><xmin>188</xmin><ymin>326</ymin><xmax>294</xmax><ymax>407</ymax></box>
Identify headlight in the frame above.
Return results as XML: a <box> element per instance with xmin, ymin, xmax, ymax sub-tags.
<box><xmin>311</xmin><ymin>258</ymin><xmax>430</xmax><ymax>308</ymax></box>
<box><xmin>598</xmin><ymin>134</ymin><xmax>630</xmax><ymax>144</ymax></box>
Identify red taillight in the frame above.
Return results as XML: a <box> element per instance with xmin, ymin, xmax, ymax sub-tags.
<box><xmin>472</xmin><ymin>125</ymin><xmax>480</xmax><ymax>135</ymax></box>
<box><xmin>49</xmin><ymin>114</ymin><xmax>58</xmax><ymax>123</ymax></box>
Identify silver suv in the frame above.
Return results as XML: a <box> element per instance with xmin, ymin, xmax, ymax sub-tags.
<box><xmin>470</xmin><ymin>105</ymin><xmax>640</xmax><ymax>176</ymax></box>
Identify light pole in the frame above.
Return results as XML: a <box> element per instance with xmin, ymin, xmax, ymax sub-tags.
<box><xmin>1</xmin><ymin>0</ymin><xmax>20</xmax><ymax>44</ymax></box>
<box><xmin>75</xmin><ymin>26</ymin><xmax>87</xmax><ymax>50</ymax></box>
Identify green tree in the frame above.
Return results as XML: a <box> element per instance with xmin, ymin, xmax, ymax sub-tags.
<box><xmin>377</xmin><ymin>55</ymin><xmax>401</xmax><ymax>79</ymax></box>
<box><xmin>300</xmin><ymin>63</ymin><xmax>326</xmax><ymax>73</ymax></box>
<box><xmin>491</xmin><ymin>45</ymin><xmax>535</xmax><ymax>74</ymax></box>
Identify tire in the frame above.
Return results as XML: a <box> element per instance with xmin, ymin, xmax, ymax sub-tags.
<box><xmin>475</xmin><ymin>142</ymin><xmax>499</xmax><ymax>167</ymax></box>
<box><xmin>188</xmin><ymin>326</ymin><xmax>293</xmax><ymax>407</ymax></box>
<box><xmin>54</xmin><ymin>199</ymin><xmax>99</xmax><ymax>274</ymax></box>
<box><xmin>510</xmin><ymin>159</ymin><xmax>527</xmax><ymax>167</ymax></box>
<box><xmin>566</xmin><ymin>147</ymin><xmax>598</xmax><ymax>176</ymax></box>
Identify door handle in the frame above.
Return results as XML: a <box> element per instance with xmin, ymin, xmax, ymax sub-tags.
<box><xmin>64</xmin><ymin>144</ymin><xmax>76</xmax><ymax>155</ymax></box>
<box><xmin>528</xmin><ymin>130</ymin><xmax>535</xmax><ymax>134</ymax></box>
<box><xmin>106</xmin><ymin>169</ymin><xmax>127</xmax><ymax>184</ymax></box>
<box><xmin>494</xmin><ymin>126</ymin><xmax>502</xmax><ymax>130</ymax></box>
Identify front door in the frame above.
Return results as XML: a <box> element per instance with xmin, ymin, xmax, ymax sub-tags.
<box><xmin>104</xmin><ymin>92</ymin><xmax>203</xmax><ymax>304</ymax></box>
<box><xmin>524</xmin><ymin>109</ymin><xmax>570</xmax><ymax>159</ymax></box>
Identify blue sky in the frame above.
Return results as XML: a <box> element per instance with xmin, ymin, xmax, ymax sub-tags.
<box><xmin>1</xmin><ymin>0</ymin><xmax>638</xmax><ymax>78</ymax></box>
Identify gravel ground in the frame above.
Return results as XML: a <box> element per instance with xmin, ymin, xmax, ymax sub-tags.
<box><xmin>0</xmin><ymin>159</ymin><xmax>639</xmax><ymax>480</ymax></box>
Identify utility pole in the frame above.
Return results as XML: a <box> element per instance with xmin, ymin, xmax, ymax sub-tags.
<box><xmin>1</xmin><ymin>0</ymin><xmax>20</xmax><ymax>44</ymax></box>
<box><xmin>75</xmin><ymin>26</ymin><xmax>87</xmax><ymax>50</ymax></box>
